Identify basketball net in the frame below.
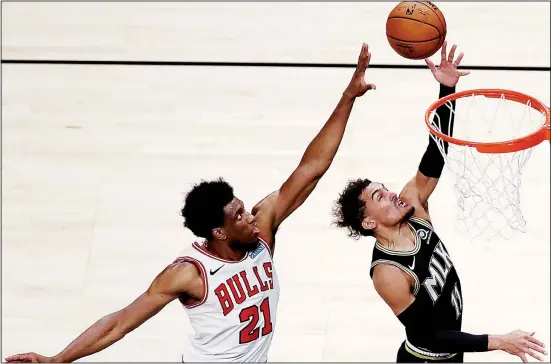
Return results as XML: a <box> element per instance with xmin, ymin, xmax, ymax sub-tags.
<box><xmin>427</xmin><ymin>91</ymin><xmax>549</xmax><ymax>241</ymax></box>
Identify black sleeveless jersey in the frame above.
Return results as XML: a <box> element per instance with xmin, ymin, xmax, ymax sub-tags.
<box><xmin>369</xmin><ymin>216</ymin><xmax>463</xmax><ymax>333</ymax></box>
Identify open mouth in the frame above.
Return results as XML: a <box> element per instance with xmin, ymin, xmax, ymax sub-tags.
<box><xmin>252</xmin><ymin>223</ymin><xmax>260</xmax><ymax>234</ymax></box>
<box><xmin>393</xmin><ymin>196</ymin><xmax>407</xmax><ymax>208</ymax></box>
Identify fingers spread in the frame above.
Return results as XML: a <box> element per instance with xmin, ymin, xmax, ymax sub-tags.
<box><xmin>458</xmin><ymin>71</ymin><xmax>470</xmax><ymax>76</ymax></box>
<box><xmin>519</xmin><ymin>352</ymin><xmax>528</xmax><ymax>363</ymax></box>
<box><xmin>448</xmin><ymin>44</ymin><xmax>457</xmax><ymax>62</ymax></box>
<box><xmin>528</xmin><ymin>349</ymin><xmax>546</xmax><ymax>361</ymax></box>
<box><xmin>441</xmin><ymin>41</ymin><xmax>447</xmax><ymax>61</ymax></box>
<box><xmin>526</xmin><ymin>335</ymin><xmax>547</xmax><ymax>350</ymax></box>
<box><xmin>425</xmin><ymin>58</ymin><xmax>437</xmax><ymax>73</ymax></box>
<box><xmin>526</xmin><ymin>333</ymin><xmax>545</xmax><ymax>346</ymax></box>
<box><xmin>454</xmin><ymin>52</ymin><xmax>464</xmax><ymax>66</ymax></box>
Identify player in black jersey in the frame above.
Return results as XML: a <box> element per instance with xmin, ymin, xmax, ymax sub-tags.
<box><xmin>332</xmin><ymin>42</ymin><xmax>547</xmax><ymax>363</ymax></box>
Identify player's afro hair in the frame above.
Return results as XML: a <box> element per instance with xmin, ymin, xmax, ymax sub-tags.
<box><xmin>332</xmin><ymin>178</ymin><xmax>374</xmax><ymax>239</ymax></box>
<box><xmin>181</xmin><ymin>178</ymin><xmax>235</xmax><ymax>240</ymax></box>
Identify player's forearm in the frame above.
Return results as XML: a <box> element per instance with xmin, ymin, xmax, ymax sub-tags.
<box><xmin>399</xmin><ymin>294</ymin><xmax>489</xmax><ymax>354</ymax></box>
<box><xmin>298</xmin><ymin>93</ymin><xmax>356</xmax><ymax>176</ymax></box>
<box><xmin>436</xmin><ymin>84</ymin><xmax>456</xmax><ymax>140</ymax></box>
<box><xmin>418</xmin><ymin>84</ymin><xmax>456</xmax><ymax>178</ymax></box>
<box><xmin>52</xmin><ymin>312</ymin><xmax>125</xmax><ymax>362</ymax></box>
<box><xmin>413</xmin><ymin>328</ymin><xmax>489</xmax><ymax>353</ymax></box>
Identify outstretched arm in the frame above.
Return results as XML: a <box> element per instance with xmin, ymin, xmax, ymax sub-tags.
<box><xmin>5</xmin><ymin>262</ymin><xmax>200</xmax><ymax>363</ymax></box>
<box><xmin>401</xmin><ymin>42</ymin><xmax>470</xmax><ymax>213</ymax></box>
<box><xmin>373</xmin><ymin>264</ymin><xmax>547</xmax><ymax>363</ymax></box>
<box><xmin>253</xmin><ymin>44</ymin><xmax>376</xmax><ymax>236</ymax></box>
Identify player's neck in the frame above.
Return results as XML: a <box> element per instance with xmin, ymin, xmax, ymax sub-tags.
<box><xmin>374</xmin><ymin>221</ymin><xmax>415</xmax><ymax>252</ymax></box>
<box><xmin>204</xmin><ymin>239</ymin><xmax>248</xmax><ymax>261</ymax></box>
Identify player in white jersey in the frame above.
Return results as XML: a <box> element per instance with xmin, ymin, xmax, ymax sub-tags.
<box><xmin>176</xmin><ymin>235</ymin><xmax>279</xmax><ymax>362</ymax></box>
<box><xmin>178</xmin><ymin>237</ymin><xmax>279</xmax><ymax>362</ymax></box>
<box><xmin>5</xmin><ymin>44</ymin><xmax>376</xmax><ymax>363</ymax></box>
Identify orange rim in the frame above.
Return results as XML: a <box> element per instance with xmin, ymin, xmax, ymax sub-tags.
<box><xmin>425</xmin><ymin>89</ymin><xmax>551</xmax><ymax>153</ymax></box>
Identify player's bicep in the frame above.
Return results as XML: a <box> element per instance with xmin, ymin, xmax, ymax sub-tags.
<box><xmin>372</xmin><ymin>264</ymin><xmax>416</xmax><ymax>316</ymax></box>
<box><xmin>116</xmin><ymin>263</ymin><xmax>194</xmax><ymax>334</ymax></box>
<box><xmin>116</xmin><ymin>291</ymin><xmax>172</xmax><ymax>334</ymax></box>
<box><xmin>278</xmin><ymin>167</ymin><xmax>320</xmax><ymax>216</ymax></box>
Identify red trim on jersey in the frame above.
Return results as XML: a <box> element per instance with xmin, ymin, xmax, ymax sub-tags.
<box><xmin>192</xmin><ymin>241</ymin><xmax>249</xmax><ymax>263</ymax></box>
<box><xmin>192</xmin><ymin>236</ymin><xmax>272</xmax><ymax>263</ymax></box>
<box><xmin>257</xmin><ymin>236</ymin><xmax>273</xmax><ymax>258</ymax></box>
<box><xmin>173</xmin><ymin>256</ymin><xmax>208</xmax><ymax>309</ymax></box>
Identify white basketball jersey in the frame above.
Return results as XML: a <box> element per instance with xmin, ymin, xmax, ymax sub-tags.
<box><xmin>176</xmin><ymin>237</ymin><xmax>280</xmax><ymax>363</ymax></box>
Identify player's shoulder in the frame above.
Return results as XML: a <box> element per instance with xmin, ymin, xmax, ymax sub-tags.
<box><xmin>372</xmin><ymin>262</ymin><xmax>410</xmax><ymax>283</ymax></box>
<box><xmin>146</xmin><ymin>258</ymin><xmax>203</xmax><ymax>298</ymax></box>
<box><xmin>372</xmin><ymin>264</ymin><xmax>412</xmax><ymax>297</ymax></box>
<box><xmin>170</xmin><ymin>259</ymin><xmax>201</xmax><ymax>276</ymax></box>
<box><xmin>165</xmin><ymin>257</ymin><xmax>203</xmax><ymax>283</ymax></box>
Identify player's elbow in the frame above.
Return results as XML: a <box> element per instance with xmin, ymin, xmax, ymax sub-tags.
<box><xmin>298</xmin><ymin>162</ymin><xmax>326</xmax><ymax>182</ymax></box>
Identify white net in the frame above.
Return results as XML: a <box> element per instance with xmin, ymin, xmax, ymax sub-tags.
<box><xmin>427</xmin><ymin>92</ymin><xmax>548</xmax><ymax>241</ymax></box>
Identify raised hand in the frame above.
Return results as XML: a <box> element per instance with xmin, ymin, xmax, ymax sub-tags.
<box><xmin>344</xmin><ymin>43</ymin><xmax>376</xmax><ymax>98</ymax></box>
<box><xmin>425</xmin><ymin>41</ymin><xmax>470</xmax><ymax>87</ymax></box>
<box><xmin>490</xmin><ymin>330</ymin><xmax>547</xmax><ymax>363</ymax></box>
<box><xmin>5</xmin><ymin>352</ymin><xmax>55</xmax><ymax>363</ymax></box>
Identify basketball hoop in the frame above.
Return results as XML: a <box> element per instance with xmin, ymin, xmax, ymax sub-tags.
<box><xmin>425</xmin><ymin>89</ymin><xmax>550</xmax><ymax>241</ymax></box>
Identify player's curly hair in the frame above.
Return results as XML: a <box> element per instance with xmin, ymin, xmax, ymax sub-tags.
<box><xmin>181</xmin><ymin>178</ymin><xmax>234</xmax><ymax>240</ymax></box>
<box><xmin>332</xmin><ymin>178</ymin><xmax>374</xmax><ymax>239</ymax></box>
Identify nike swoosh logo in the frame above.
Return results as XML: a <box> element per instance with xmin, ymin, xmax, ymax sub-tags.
<box><xmin>409</xmin><ymin>257</ymin><xmax>415</xmax><ymax>270</ymax></box>
<box><xmin>210</xmin><ymin>265</ymin><xmax>225</xmax><ymax>275</ymax></box>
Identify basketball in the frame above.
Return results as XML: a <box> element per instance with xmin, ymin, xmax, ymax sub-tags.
<box><xmin>386</xmin><ymin>1</ymin><xmax>447</xmax><ymax>60</ymax></box>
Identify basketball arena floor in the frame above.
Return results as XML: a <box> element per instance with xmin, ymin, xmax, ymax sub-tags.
<box><xmin>2</xmin><ymin>3</ymin><xmax>550</xmax><ymax>362</ymax></box>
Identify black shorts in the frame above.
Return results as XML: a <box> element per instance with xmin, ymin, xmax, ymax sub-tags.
<box><xmin>396</xmin><ymin>340</ymin><xmax>464</xmax><ymax>363</ymax></box>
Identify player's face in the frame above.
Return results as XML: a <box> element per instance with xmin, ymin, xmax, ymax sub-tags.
<box><xmin>360</xmin><ymin>182</ymin><xmax>414</xmax><ymax>231</ymax></box>
<box><xmin>222</xmin><ymin>198</ymin><xmax>260</xmax><ymax>248</ymax></box>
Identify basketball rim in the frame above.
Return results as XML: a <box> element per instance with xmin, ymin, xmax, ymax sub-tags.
<box><xmin>425</xmin><ymin>89</ymin><xmax>550</xmax><ymax>154</ymax></box>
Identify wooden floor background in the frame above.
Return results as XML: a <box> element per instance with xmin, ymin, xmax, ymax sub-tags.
<box><xmin>2</xmin><ymin>2</ymin><xmax>550</xmax><ymax>362</ymax></box>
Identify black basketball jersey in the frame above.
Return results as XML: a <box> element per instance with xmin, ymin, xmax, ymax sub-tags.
<box><xmin>369</xmin><ymin>216</ymin><xmax>463</xmax><ymax>333</ymax></box>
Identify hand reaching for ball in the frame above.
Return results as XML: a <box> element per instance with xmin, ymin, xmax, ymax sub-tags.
<box><xmin>343</xmin><ymin>43</ymin><xmax>376</xmax><ymax>98</ymax></box>
<box><xmin>425</xmin><ymin>41</ymin><xmax>470</xmax><ymax>87</ymax></box>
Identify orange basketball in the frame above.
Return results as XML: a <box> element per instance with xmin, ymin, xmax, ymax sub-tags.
<box><xmin>386</xmin><ymin>1</ymin><xmax>447</xmax><ymax>60</ymax></box>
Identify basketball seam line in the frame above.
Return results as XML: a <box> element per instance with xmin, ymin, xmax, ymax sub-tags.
<box><xmin>403</xmin><ymin>36</ymin><xmax>446</xmax><ymax>60</ymax></box>
<box><xmin>387</xmin><ymin>16</ymin><xmax>442</xmax><ymax>37</ymax></box>
<box><xmin>413</xmin><ymin>1</ymin><xmax>446</xmax><ymax>31</ymax></box>
<box><xmin>386</xmin><ymin>33</ymin><xmax>442</xmax><ymax>44</ymax></box>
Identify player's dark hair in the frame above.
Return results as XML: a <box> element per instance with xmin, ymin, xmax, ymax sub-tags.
<box><xmin>181</xmin><ymin>178</ymin><xmax>234</xmax><ymax>240</ymax></box>
<box><xmin>332</xmin><ymin>178</ymin><xmax>374</xmax><ymax>239</ymax></box>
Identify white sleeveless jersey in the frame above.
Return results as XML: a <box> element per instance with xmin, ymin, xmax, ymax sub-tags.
<box><xmin>176</xmin><ymin>237</ymin><xmax>280</xmax><ymax>363</ymax></box>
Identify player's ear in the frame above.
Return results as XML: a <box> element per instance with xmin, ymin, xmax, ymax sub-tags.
<box><xmin>361</xmin><ymin>218</ymin><xmax>376</xmax><ymax>232</ymax></box>
<box><xmin>212</xmin><ymin>227</ymin><xmax>227</xmax><ymax>241</ymax></box>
